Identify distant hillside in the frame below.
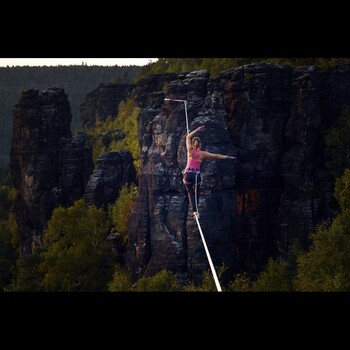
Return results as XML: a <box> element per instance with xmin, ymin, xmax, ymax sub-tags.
<box><xmin>0</xmin><ymin>65</ymin><xmax>141</xmax><ymax>167</ymax></box>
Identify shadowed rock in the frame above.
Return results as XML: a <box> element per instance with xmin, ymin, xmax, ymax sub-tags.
<box><xmin>10</xmin><ymin>87</ymin><xmax>93</xmax><ymax>254</ymax></box>
<box><xmin>84</xmin><ymin>150</ymin><xmax>136</xmax><ymax>209</ymax></box>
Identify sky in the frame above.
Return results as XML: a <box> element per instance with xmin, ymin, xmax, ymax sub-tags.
<box><xmin>0</xmin><ymin>58</ymin><xmax>158</xmax><ymax>67</ymax></box>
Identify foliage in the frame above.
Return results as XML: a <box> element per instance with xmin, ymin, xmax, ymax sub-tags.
<box><xmin>133</xmin><ymin>269</ymin><xmax>182</xmax><ymax>291</ymax></box>
<box><xmin>41</xmin><ymin>199</ymin><xmax>114</xmax><ymax>291</ymax></box>
<box><xmin>111</xmin><ymin>99</ymin><xmax>141</xmax><ymax>171</ymax></box>
<box><xmin>294</xmin><ymin>212</ymin><xmax>350</xmax><ymax>291</ymax></box>
<box><xmin>325</xmin><ymin>106</ymin><xmax>350</xmax><ymax>178</ymax></box>
<box><xmin>90</xmin><ymin>99</ymin><xmax>141</xmax><ymax>171</ymax></box>
<box><xmin>184</xmin><ymin>264</ymin><xmax>227</xmax><ymax>291</ymax></box>
<box><xmin>92</xmin><ymin>139</ymin><xmax>108</xmax><ymax>164</ymax></box>
<box><xmin>11</xmin><ymin>248</ymin><xmax>47</xmax><ymax>291</ymax></box>
<box><xmin>0</xmin><ymin>185</ymin><xmax>18</xmax><ymax>291</ymax></box>
<box><xmin>334</xmin><ymin>169</ymin><xmax>350</xmax><ymax>211</ymax></box>
<box><xmin>251</xmin><ymin>258</ymin><xmax>294</xmax><ymax>291</ymax></box>
<box><xmin>227</xmin><ymin>272</ymin><xmax>252</xmax><ymax>291</ymax></box>
<box><xmin>108</xmin><ymin>183</ymin><xmax>137</xmax><ymax>243</ymax></box>
<box><xmin>295</xmin><ymin>169</ymin><xmax>350</xmax><ymax>291</ymax></box>
<box><xmin>107</xmin><ymin>264</ymin><xmax>133</xmax><ymax>291</ymax></box>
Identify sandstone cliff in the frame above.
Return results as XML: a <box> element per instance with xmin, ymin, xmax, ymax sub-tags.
<box><xmin>126</xmin><ymin>63</ymin><xmax>350</xmax><ymax>282</ymax></box>
<box><xmin>10</xmin><ymin>88</ymin><xmax>94</xmax><ymax>253</ymax></box>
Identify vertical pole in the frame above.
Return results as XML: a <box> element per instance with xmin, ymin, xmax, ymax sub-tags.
<box><xmin>184</xmin><ymin>100</ymin><xmax>189</xmax><ymax>135</ymax></box>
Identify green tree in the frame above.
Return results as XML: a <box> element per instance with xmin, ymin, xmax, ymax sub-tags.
<box><xmin>184</xmin><ymin>264</ymin><xmax>226</xmax><ymax>291</ymax></box>
<box><xmin>107</xmin><ymin>264</ymin><xmax>133</xmax><ymax>291</ymax></box>
<box><xmin>108</xmin><ymin>183</ymin><xmax>137</xmax><ymax>244</ymax></box>
<box><xmin>251</xmin><ymin>258</ymin><xmax>294</xmax><ymax>291</ymax></box>
<box><xmin>109</xmin><ymin>99</ymin><xmax>141</xmax><ymax>171</ymax></box>
<box><xmin>295</xmin><ymin>169</ymin><xmax>350</xmax><ymax>291</ymax></box>
<box><xmin>294</xmin><ymin>213</ymin><xmax>350</xmax><ymax>291</ymax></box>
<box><xmin>134</xmin><ymin>269</ymin><xmax>181</xmax><ymax>291</ymax></box>
<box><xmin>90</xmin><ymin>99</ymin><xmax>141</xmax><ymax>171</ymax></box>
<box><xmin>11</xmin><ymin>248</ymin><xmax>46</xmax><ymax>291</ymax></box>
<box><xmin>227</xmin><ymin>272</ymin><xmax>252</xmax><ymax>291</ymax></box>
<box><xmin>41</xmin><ymin>199</ymin><xmax>114</xmax><ymax>291</ymax></box>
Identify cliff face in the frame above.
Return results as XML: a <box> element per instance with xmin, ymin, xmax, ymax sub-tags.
<box><xmin>127</xmin><ymin>71</ymin><xmax>237</xmax><ymax>283</ymax></box>
<box><xmin>220</xmin><ymin>64</ymin><xmax>294</xmax><ymax>272</ymax></box>
<box><xmin>126</xmin><ymin>63</ymin><xmax>350</xmax><ymax>281</ymax></box>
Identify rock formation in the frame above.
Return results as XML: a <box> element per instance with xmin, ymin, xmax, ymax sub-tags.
<box><xmin>10</xmin><ymin>86</ymin><xmax>138</xmax><ymax>256</ymax></box>
<box><xmin>10</xmin><ymin>88</ymin><xmax>94</xmax><ymax>254</ymax></box>
<box><xmin>84</xmin><ymin>150</ymin><xmax>136</xmax><ymax>209</ymax></box>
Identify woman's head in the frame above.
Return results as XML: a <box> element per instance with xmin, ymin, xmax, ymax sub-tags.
<box><xmin>192</xmin><ymin>137</ymin><xmax>201</xmax><ymax>149</ymax></box>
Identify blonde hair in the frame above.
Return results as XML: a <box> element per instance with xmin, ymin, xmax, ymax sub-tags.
<box><xmin>192</xmin><ymin>137</ymin><xmax>201</xmax><ymax>149</ymax></box>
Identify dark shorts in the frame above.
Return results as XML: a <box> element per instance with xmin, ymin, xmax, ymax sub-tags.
<box><xmin>183</xmin><ymin>172</ymin><xmax>201</xmax><ymax>185</ymax></box>
<box><xmin>183</xmin><ymin>172</ymin><xmax>201</xmax><ymax>212</ymax></box>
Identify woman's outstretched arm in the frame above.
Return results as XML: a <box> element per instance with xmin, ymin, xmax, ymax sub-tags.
<box><xmin>200</xmin><ymin>151</ymin><xmax>236</xmax><ymax>160</ymax></box>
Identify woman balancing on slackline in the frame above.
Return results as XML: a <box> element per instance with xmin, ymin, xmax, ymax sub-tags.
<box><xmin>183</xmin><ymin>125</ymin><xmax>236</xmax><ymax>218</ymax></box>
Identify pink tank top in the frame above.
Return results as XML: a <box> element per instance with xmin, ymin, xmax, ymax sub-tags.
<box><xmin>184</xmin><ymin>149</ymin><xmax>202</xmax><ymax>173</ymax></box>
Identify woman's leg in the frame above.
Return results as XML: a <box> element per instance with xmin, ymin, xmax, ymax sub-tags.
<box><xmin>194</xmin><ymin>173</ymin><xmax>201</xmax><ymax>214</ymax></box>
<box><xmin>183</xmin><ymin>173</ymin><xmax>196</xmax><ymax>212</ymax></box>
